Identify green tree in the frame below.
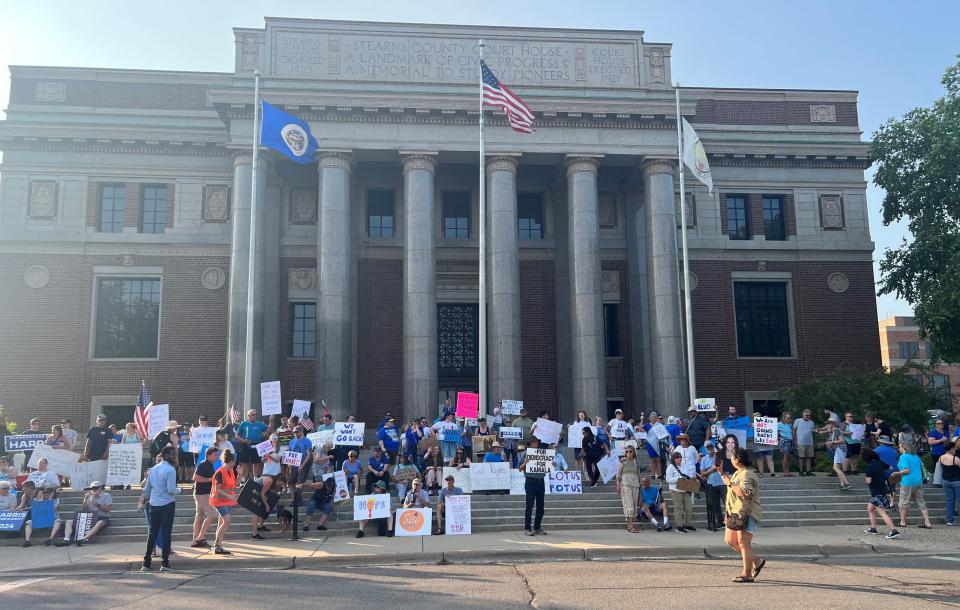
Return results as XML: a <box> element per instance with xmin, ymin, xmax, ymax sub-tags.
<box><xmin>777</xmin><ymin>367</ymin><xmax>936</xmax><ymax>429</ymax></box>
<box><xmin>873</xmin><ymin>56</ymin><xmax>960</xmax><ymax>363</ymax></box>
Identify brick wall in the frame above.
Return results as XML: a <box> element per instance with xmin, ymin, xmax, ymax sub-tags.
<box><xmin>356</xmin><ymin>258</ymin><xmax>403</xmax><ymax>423</ymax></box>
<box><xmin>694</xmin><ymin>99</ymin><xmax>858</xmax><ymax>127</ymax></box>
<box><xmin>520</xmin><ymin>260</ymin><xmax>560</xmax><ymax>420</ymax></box>
<box><xmin>690</xmin><ymin>259</ymin><xmax>881</xmax><ymax>411</ymax></box>
<box><xmin>720</xmin><ymin>192</ymin><xmax>797</xmax><ymax>239</ymax></box>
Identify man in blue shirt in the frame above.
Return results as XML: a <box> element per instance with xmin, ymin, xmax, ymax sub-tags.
<box><xmin>638</xmin><ymin>477</ymin><xmax>671</xmax><ymax>531</ymax></box>
<box><xmin>483</xmin><ymin>443</ymin><xmax>505</xmax><ymax>462</ymax></box>
<box><xmin>895</xmin><ymin>443</ymin><xmax>932</xmax><ymax>529</ymax></box>
<box><xmin>287</xmin><ymin>426</ymin><xmax>313</xmax><ymax>485</ymax></box>
<box><xmin>875</xmin><ymin>436</ymin><xmax>899</xmax><ymax>471</ymax></box>
<box><xmin>141</xmin><ymin>446</ymin><xmax>181</xmax><ymax>572</ymax></box>
<box><xmin>236</xmin><ymin>410</ymin><xmax>268</xmax><ymax>480</ymax></box>
<box><xmin>378</xmin><ymin>418</ymin><xmax>401</xmax><ymax>465</ymax></box>
<box><xmin>365</xmin><ymin>447</ymin><xmax>391</xmax><ymax>494</ymax></box>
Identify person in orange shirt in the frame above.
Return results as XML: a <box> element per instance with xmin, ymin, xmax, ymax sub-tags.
<box><xmin>209</xmin><ymin>449</ymin><xmax>238</xmax><ymax>555</ymax></box>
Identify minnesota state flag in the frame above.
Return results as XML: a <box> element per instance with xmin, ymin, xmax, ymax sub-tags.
<box><xmin>260</xmin><ymin>101</ymin><xmax>319</xmax><ymax>165</ymax></box>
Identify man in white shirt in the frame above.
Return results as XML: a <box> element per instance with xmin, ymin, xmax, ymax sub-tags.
<box><xmin>55</xmin><ymin>481</ymin><xmax>112</xmax><ymax>546</ymax></box>
<box><xmin>0</xmin><ymin>481</ymin><xmax>16</xmax><ymax>510</ymax></box>
<box><xmin>607</xmin><ymin>409</ymin><xmax>630</xmax><ymax>440</ymax></box>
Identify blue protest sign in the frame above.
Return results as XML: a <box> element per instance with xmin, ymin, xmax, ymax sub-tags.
<box><xmin>30</xmin><ymin>499</ymin><xmax>56</xmax><ymax>529</ymax></box>
<box><xmin>4</xmin><ymin>434</ymin><xmax>47</xmax><ymax>452</ymax></box>
<box><xmin>0</xmin><ymin>511</ymin><xmax>28</xmax><ymax>532</ymax></box>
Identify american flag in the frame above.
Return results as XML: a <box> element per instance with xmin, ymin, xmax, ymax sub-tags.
<box><xmin>134</xmin><ymin>380</ymin><xmax>151</xmax><ymax>441</ymax></box>
<box><xmin>299</xmin><ymin>416</ymin><xmax>314</xmax><ymax>431</ymax></box>
<box><xmin>230</xmin><ymin>403</ymin><xmax>241</xmax><ymax>423</ymax></box>
<box><xmin>481</xmin><ymin>60</ymin><xmax>535</xmax><ymax>134</ymax></box>
<box><xmin>321</xmin><ymin>400</ymin><xmax>330</xmax><ymax>418</ymax></box>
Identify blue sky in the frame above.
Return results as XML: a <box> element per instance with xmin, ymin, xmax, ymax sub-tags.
<box><xmin>2</xmin><ymin>0</ymin><xmax>957</xmax><ymax>318</ymax></box>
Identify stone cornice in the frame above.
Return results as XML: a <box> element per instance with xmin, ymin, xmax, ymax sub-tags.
<box><xmin>0</xmin><ymin>136</ymin><xmax>230</xmax><ymax>156</ymax></box>
<box><xmin>708</xmin><ymin>153</ymin><xmax>872</xmax><ymax>170</ymax></box>
<box><xmin>641</xmin><ymin>158</ymin><xmax>675</xmax><ymax>177</ymax></box>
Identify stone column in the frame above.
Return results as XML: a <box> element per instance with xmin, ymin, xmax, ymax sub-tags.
<box><xmin>314</xmin><ymin>151</ymin><xmax>354</xmax><ymax>419</ymax></box>
<box><xmin>643</xmin><ymin>159</ymin><xmax>687</xmax><ymax>415</ymax></box>
<box><xmin>565</xmin><ymin>155</ymin><xmax>606</xmax><ymax>414</ymax></box>
<box><xmin>624</xmin><ymin>185</ymin><xmax>653</xmax><ymax>409</ymax></box>
<box><xmin>401</xmin><ymin>153</ymin><xmax>439</xmax><ymax>417</ymax></box>
<box><xmin>226</xmin><ymin>152</ymin><xmax>255</xmax><ymax>411</ymax></box>
<box><xmin>486</xmin><ymin>155</ymin><xmax>523</xmax><ymax>406</ymax></box>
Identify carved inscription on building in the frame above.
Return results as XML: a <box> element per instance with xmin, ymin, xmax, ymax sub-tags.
<box><xmin>273</xmin><ymin>31</ymin><xmax>639</xmax><ymax>88</ymax></box>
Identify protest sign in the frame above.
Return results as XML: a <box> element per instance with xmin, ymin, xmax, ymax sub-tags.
<box><xmin>597</xmin><ymin>454</ymin><xmax>619</xmax><ymax>484</ymax></box>
<box><xmin>323</xmin><ymin>471</ymin><xmax>351</xmax><ymax>502</ymax></box>
<box><xmin>695</xmin><ymin>398</ymin><xmax>716</xmax><ymax>412</ymax></box>
<box><xmin>524</xmin><ymin>448</ymin><xmax>556</xmax><ymax>474</ymax></box>
<box><xmin>442</xmin><ymin>466</ymin><xmax>472</xmax><ymax>494</ymax></box>
<box><xmin>395</xmin><ymin>507</ymin><xmax>432</xmax><ymax>536</ymax></box>
<box><xmin>3</xmin><ymin>434</ymin><xmax>46</xmax><ymax>452</ymax></box>
<box><xmin>0</xmin><ymin>511</ymin><xmax>28</xmax><ymax>532</ymax></box>
<box><xmin>849</xmin><ymin>423</ymin><xmax>866</xmax><ymax>441</ymax></box>
<box><xmin>455</xmin><ymin>392</ymin><xmax>479</xmax><ymax>419</ymax></box>
<box><xmin>353</xmin><ymin>493</ymin><xmax>391</xmax><ymax>520</ymax></box>
<box><xmin>729</xmin><ymin>428</ymin><xmax>747</xmax><ymax>448</ymax></box>
<box><xmin>444</xmin><ymin>495</ymin><xmax>471</xmax><ymax>535</ymax></box>
<box><xmin>753</xmin><ymin>417</ymin><xmax>778</xmax><ymax>446</ymax></box>
<box><xmin>106</xmin><ymin>444</ymin><xmax>142</xmax><ymax>487</ymax></box>
<box><xmin>72</xmin><ymin>513</ymin><xmax>96</xmax><ymax>541</ymax></box>
<box><xmin>147</xmin><ymin>403</ymin><xmax>169</xmax><ymax>441</ymax></box>
<box><xmin>281</xmin><ymin>451</ymin><xmax>302</xmax><ymax>467</ymax></box>
<box><xmin>276</xmin><ymin>430</ymin><xmax>294</xmax><ymax>450</ymax></box>
<box><xmin>469</xmin><ymin>462</ymin><xmax>510</xmax><ymax>490</ymax></box>
<box><xmin>547</xmin><ymin>470</ymin><xmax>582</xmax><ymax>495</ymax></box>
<box><xmin>255</xmin><ymin>440</ymin><xmax>274</xmax><ymax>457</ymax></box>
<box><xmin>70</xmin><ymin>460</ymin><xmax>108</xmax><ymax>491</ymax></box>
<box><xmin>334</xmin><ymin>422</ymin><xmax>365</xmax><ymax>446</ymax></box>
<box><xmin>307</xmin><ymin>429</ymin><xmax>335</xmax><ymax>448</ymax></box>
<box><xmin>188</xmin><ymin>426</ymin><xmax>216</xmax><ymax>453</ymax></box>
<box><xmin>484</xmin><ymin>414</ymin><xmax>496</xmax><ymax>428</ymax></box>
<box><xmin>500</xmin><ymin>400</ymin><xmax>523</xmax><ymax>416</ymax></box>
<box><xmin>614</xmin><ymin>439</ymin><xmax>638</xmax><ymax>458</ymax></box>
<box><xmin>499</xmin><ymin>426</ymin><xmax>522</xmax><ymax>440</ymax></box>
<box><xmin>532</xmin><ymin>419</ymin><xmax>562</xmax><ymax>445</ymax></box>
<box><xmin>509</xmin><ymin>469</ymin><xmax>526</xmax><ymax>495</ymax></box>
<box><xmin>650</xmin><ymin>423</ymin><xmax>671</xmax><ymax>441</ymax></box>
<box><xmin>260</xmin><ymin>381</ymin><xmax>282</xmax><ymax>416</ymax></box>
<box><xmin>567</xmin><ymin>422</ymin><xmax>590</xmax><ymax>449</ymax></box>
<box><xmin>31</xmin><ymin>499</ymin><xmax>56</xmax><ymax>529</ymax></box>
<box><xmin>472</xmin><ymin>435</ymin><xmax>496</xmax><ymax>455</ymax></box>
<box><xmin>465</xmin><ymin>418</ymin><xmax>478</xmax><ymax>428</ymax></box>
<box><xmin>635</xmin><ymin>430</ymin><xmax>648</xmax><ymax>442</ymax></box>
<box><xmin>28</xmin><ymin>444</ymin><xmax>79</xmax><ymax>473</ymax></box>
<box><xmin>291</xmin><ymin>399</ymin><xmax>311</xmax><ymax>419</ymax></box>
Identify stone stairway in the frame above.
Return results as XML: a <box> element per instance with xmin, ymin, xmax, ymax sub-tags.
<box><xmin>4</xmin><ymin>473</ymin><xmax>950</xmax><ymax>545</ymax></box>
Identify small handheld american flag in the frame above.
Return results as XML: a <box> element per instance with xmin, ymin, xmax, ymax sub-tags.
<box><xmin>480</xmin><ymin>60</ymin><xmax>535</xmax><ymax>134</ymax></box>
<box><xmin>134</xmin><ymin>380</ymin><xmax>151</xmax><ymax>441</ymax></box>
<box><xmin>299</xmin><ymin>416</ymin><xmax>314</xmax><ymax>431</ymax></box>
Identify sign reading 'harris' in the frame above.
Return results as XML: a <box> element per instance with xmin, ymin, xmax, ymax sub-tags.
<box><xmin>270</xmin><ymin>30</ymin><xmax>640</xmax><ymax>88</ymax></box>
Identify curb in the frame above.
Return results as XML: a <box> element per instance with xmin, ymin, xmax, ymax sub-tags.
<box><xmin>294</xmin><ymin>552</ymin><xmax>443</xmax><ymax>568</ymax></box>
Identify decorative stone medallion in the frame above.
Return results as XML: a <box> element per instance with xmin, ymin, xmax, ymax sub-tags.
<box><xmin>682</xmin><ymin>271</ymin><xmax>699</xmax><ymax>292</ymax></box>
<box><xmin>756</xmin><ymin>260</ymin><xmax>767</xmax><ymax>272</ymax></box>
<box><xmin>819</xmin><ymin>194</ymin><xmax>845</xmax><ymax>230</ymax></box>
<box><xmin>288</xmin><ymin>268</ymin><xmax>318</xmax><ymax>299</ymax></box>
<box><xmin>827</xmin><ymin>272</ymin><xmax>850</xmax><ymax>294</ymax></box>
<box><xmin>29</xmin><ymin>181</ymin><xmax>58</xmax><ymax>218</ymax></box>
<box><xmin>201</xmin><ymin>267</ymin><xmax>226</xmax><ymax>290</ymax></box>
<box><xmin>203</xmin><ymin>185</ymin><xmax>230</xmax><ymax>222</ymax></box>
<box><xmin>675</xmin><ymin>192</ymin><xmax>696</xmax><ymax>228</ymax></box>
<box><xmin>35</xmin><ymin>82</ymin><xmax>65</xmax><ymax>102</ymax></box>
<box><xmin>24</xmin><ymin>265</ymin><xmax>50</xmax><ymax>289</ymax></box>
<box><xmin>289</xmin><ymin>188</ymin><xmax>317</xmax><ymax>224</ymax></box>
<box><xmin>809</xmin><ymin>104</ymin><xmax>837</xmax><ymax>123</ymax></box>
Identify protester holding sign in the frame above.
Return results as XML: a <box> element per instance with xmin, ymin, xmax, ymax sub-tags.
<box><xmin>422</xmin><ymin>446</ymin><xmax>445</xmax><ymax>494</ymax></box>
<box><xmin>236</xmin><ymin>410</ymin><xmax>269</xmax><ymax>481</ymax></box>
<box><xmin>55</xmin><ymin>481</ymin><xmax>112</xmax><ymax>546</ymax></box>
<box><xmin>518</xmin><ymin>438</ymin><xmax>548</xmax><ymax>536</ymax></box>
<box><xmin>778</xmin><ymin>413</ymin><xmax>796</xmax><ymax>477</ymax></box>
<box><xmin>752</xmin><ymin>415</ymin><xmax>778</xmax><ymax>477</ymax></box>
<box><xmin>392</xmin><ymin>453</ymin><xmax>421</xmax><ymax>499</ymax></box>
<box><xmin>570</xmin><ymin>411</ymin><xmax>591</xmax><ymax>474</ymax></box>
<box><xmin>582</xmin><ymin>426</ymin><xmax>606</xmax><ymax>488</ymax></box>
<box><xmin>841</xmin><ymin>412</ymin><xmax>863</xmax><ymax>476</ymax></box>
<box><xmin>378</xmin><ymin>418</ymin><xmax>401</xmax><ymax>465</ymax></box>
<box><xmin>190</xmin><ymin>446</ymin><xmax>219</xmax><ymax>548</ymax></box>
<box><xmin>22</xmin><ymin>487</ymin><xmax>60</xmax><ymax>547</ymax></box>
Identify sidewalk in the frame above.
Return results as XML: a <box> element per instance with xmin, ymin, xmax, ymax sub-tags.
<box><xmin>2</xmin><ymin>524</ymin><xmax>958</xmax><ymax>575</ymax></box>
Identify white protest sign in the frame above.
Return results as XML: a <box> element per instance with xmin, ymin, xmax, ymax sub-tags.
<box><xmin>500</xmin><ymin>426</ymin><xmax>523</xmax><ymax>440</ymax></box>
<box><xmin>281</xmin><ymin>451</ymin><xmax>302</xmax><ymax>467</ymax></box>
<box><xmin>70</xmin><ymin>460</ymin><xmax>108</xmax><ymax>491</ymax></box>
<box><xmin>469</xmin><ymin>462</ymin><xmax>511</xmax><ymax>490</ymax></box>
<box><xmin>188</xmin><ymin>427</ymin><xmax>216</xmax><ymax>453</ymax></box>
<box><xmin>322</xmin><ymin>471</ymin><xmax>351</xmax><ymax>502</ymax></box>
<box><xmin>147</xmin><ymin>403</ymin><xmax>169</xmax><ymax>441</ymax></box>
<box><xmin>291</xmin><ymin>399</ymin><xmax>311</xmax><ymax>419</ymax></box>
<box><xmin>396</xmin><ymin>507</ymin><xmax>432</xmax><ymax>536</ymax></box>
<box><xmin>307</xmin><ymin>429</ymin><xmax>335</xmax><ymax>448</ymax></box>
<box><xmin>443</xmin><ymin>466</ymin><xmax>472</xmax><ymax>494</ymax></box>
<box><xmin>614</xmin><ymin>439</ymin><xmax>638</xmax><ymax>457</ymax></box>
<box><xmin>753</xmin><ymin>417</ymin><xmax>778</xmax><ymax>446</ymax></box>
<box><xmin>509</xmin><ymin>469</ymin><xmax>526</xmax><ymax>495</ymax></box>
<box><xmin>484</xmin><ymin>414</ymin><xmax>496</xmax><ymax>428</ymax></box>
<box><xmin>27</xmin><ymin>444</ymin><xmax>79</xmax><ymax>473</ymax></box>
<box><xmin>524</xmin><ymin>448</ymin><xmax>556</xmax><ymax>474</ymax></box>
<box><xmin>651</xmin><ymin>423</ymin><xmax>671</xmax><ymax>440</ymax></box>
<box><xmin>597</xmin><ymin>454</ymin><xmax>619</xmax><ymax>484</ymax></box>
<box><xmin>695</xmin><ymin>398</ymin><xmax>716</xmax><ymax>412</ymax></box>
<box><xmin>353</xmin><ymin>493</ymin><xmax>391</xmax><ymax>520</ymax></box>
<box><xmin>532</xmin><ymin>419</ymin><xmax>562</xmax><ymax>445</ymax></box>
<box><xmin>567</xmin><ymin>422</ymin><xmax>590</xmax><ymax>449</ymax></box>
<box><xmin>105</xmin><ymin>444</ymin><xmax>142</xmax><ymax>487</ymax></box>
<box><xmin>848</xmin><ymin>423</ymin><xmax>866</xmax><ymax>441</ymax></box>
<box><xmin>260</xmin><ymin>381</ymin><xmax>282</xmax><ymax>416</ymax></box>
<box><xmin>334</xmin><ymin>422</ymin><xmax>365</xmax><ymax>446</ymax></box>
<box><xmin>547</xmin><ymin>470</ymin><xmax>583</xmax><ymax>495</ymax></box>
<box><xmin>500</xmin><ymin>400</ymin><xmax>523</xmax><ymax>416</ymax></box>
<box><xmin>635</xmin><ymin>430</ymin><xmax>648</xmax><ymax>442</ymax></box>
<box><xmin>444</xmin><ymin>495</ymin><xmax>471</xmax><ymax>535</ymax></box>
<box><xmin>255</xmin><ymin>440</ymin><xmax>274</xmax><ymax>457</ymax></box>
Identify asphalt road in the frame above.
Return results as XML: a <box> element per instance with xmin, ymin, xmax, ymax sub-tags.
<box><xmin>2</xmin><ymin>554</ymin><xmax>958</xmax><ymax>609</ymax></box>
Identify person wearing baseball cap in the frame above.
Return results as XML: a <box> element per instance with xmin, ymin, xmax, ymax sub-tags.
<box><xmin>435</xmin><ymin>474</ymin><xmax>464</xmax><ymax>534</ymax></box>
<box><xmin>82</xmin><ymin>414</ymin><xmax>113</xmax><ymax>465</ymax></box>
<box><xmin>56</xmin><ymin>481</ymin><xmax>112</xmax><ymax>546</ymax></box>
<box><xmin>685</xmin><ymin>404</ymin><xmax>710</xmax><ymax>450</ymax></box>
<box><xmin>356</xmin><ymin>479</ymin><xmax>394</xmax><ymax>539</ymax></box>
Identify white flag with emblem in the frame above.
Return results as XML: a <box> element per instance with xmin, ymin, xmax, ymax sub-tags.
<box><xmin>681</xmin><ymin>118</ymin><xmax>713</xmax><ymax>194</ymax></box>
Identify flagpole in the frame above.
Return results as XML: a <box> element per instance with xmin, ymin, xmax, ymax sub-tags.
<box><xmin>478</xmin><ymin>40</ymin><xmax>488</xmax><ymax>418</ymax></box>
<box><xmin>243</xmin><ymin>70</ymin><xmax>261</xmax><ymax>413</ymax></box>
<box><xmin>675</xmin><ymin>85</ymin><xmax>697</xmax><ymax>408</ymax></box>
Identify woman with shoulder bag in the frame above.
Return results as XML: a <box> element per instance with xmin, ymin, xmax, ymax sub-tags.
<box><xmin>721</xmin><ymin>447</ymin><xmax>765</xmax><ymax>583</ymax></box>
<box><xmin>665</xmin><ymin>452</ymin><xmax>696</xmax><ymax>532</ymax></box>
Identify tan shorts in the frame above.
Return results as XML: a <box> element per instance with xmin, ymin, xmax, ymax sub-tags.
<box><xmin>898</xmin><ymin>485</ymin><xmax>926</xmax><ymax>511</ymax></box>
<box><xmin>796</xmin><ymin>445</ymin><xmax>814</xmax><ymax>458</ymax></box>
<box><xmin>194</xmin><ymin>493</ymin><xmax>218</xmax><ymax>521</ymax></box>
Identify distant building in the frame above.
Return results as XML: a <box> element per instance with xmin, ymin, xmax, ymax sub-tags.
<box><xmin>879</xmin><ymin>316</ymin><xmax>957</xmax><ymax>413</ymax></box>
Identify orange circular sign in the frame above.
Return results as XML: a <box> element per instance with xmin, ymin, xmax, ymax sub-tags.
<box><xmin>399</xmin><ymin>509</ymin><xmax>425</xmax><ymax>532</ymax></box>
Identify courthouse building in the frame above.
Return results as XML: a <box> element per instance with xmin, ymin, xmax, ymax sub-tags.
<box><xmin>0</xmin><ymin>18</ymin><xmax>881</xmax><ymax>428</ymax></box>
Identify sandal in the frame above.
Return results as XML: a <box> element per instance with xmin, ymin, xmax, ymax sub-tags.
<box><xmin>732</xmin><ymin>575</ymin><xmax>754</xmax><ymax>583</ymax></box>
<box><xmin>753</xmin><ymin>558</ymin><xmax>766</xmax><ymax>579</ymax></box>
<box><xmin>627</xmin><ymin>527</ymin><xmax>640</xmax><ymax>533</ymax></box>
<box><xmin>917</xmin><ymin>524</ymin><xmax>932</xmax><ymax>529</ymax></box>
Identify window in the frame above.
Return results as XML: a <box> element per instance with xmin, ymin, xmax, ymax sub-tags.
<box><xmin>94</xmin><ymin>278</ymin><xmax>161</xmax><ymax>358</ymax></box>
<box><xmin>924</xmin><ymin>343</ymin><xmax>935</xmax><ymax>360</ymax></box>
<box><xmin>442</xmin><ymin>192</ymin><xmax>470</xmax><ymax>240</ymax></box>
<box><xmin>899</xmin><ymin>342</ymin><xmax>920</xmax><ymax>360</ymax></box>
<box><xmin>726</xmin><ymin>195</ymin><xmax>750</xmax><ymax>240</ymax></box>
<box><xmin>99</xmin><ymin>185</ymin><xmax>126</xmax><ymax>233</ymax></box>
<box><xmin>734</xmin><ymin>282</ymin><xmax>791</xmax><ymax>357</ymax></box>
<box><xmin>762</xmin><ymin>196</ymin><xmax>786</xmax><ymax>241</ymax></box>
<box><xmin>518</xmin><ymin>193</ymin><xmax>544</xmax><ymax>240</ymax></box>
<box><xmin>291</xmin><ymin>303</ymin><xmax>316</xmax><ymax>358</ymax></box>
<box><xmin>367</xmin><ymin>190</ymin><xmax>394</xmax><ymax>238</ymax></box>
<box><xmin>931</xmin><ymin>374</ymin><xmax>951</xmax><ymax>406</ymax></box>
<box><xmin>140</xmin><ymin>185</ymin><xmax>167</xmax><ymax>234</ymax></box>
<box><xmin>604</xmin><ymin>303</ymin><xmax>621</xmax><ymax>357</ymax></box>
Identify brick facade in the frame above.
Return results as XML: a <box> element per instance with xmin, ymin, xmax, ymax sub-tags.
<box><xmin>694</xmin><ymin>99</ymin><xmax>859</xmax><ymax>127</ymax></box>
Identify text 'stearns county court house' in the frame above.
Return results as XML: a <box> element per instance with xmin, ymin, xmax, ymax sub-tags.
<box><xmin>0</xmin><ymin>18</ymin><xmax>881</xmax><ymax>429</ymax></box>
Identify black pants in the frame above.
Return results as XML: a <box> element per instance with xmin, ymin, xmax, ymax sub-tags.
<box><xmin>144</xmin><ymin>502</ymin><xmax>175</xmax><ymax>566</ymax></box>
<box><xmin>524</xmin><ymin>477</ymin><xmax>545</xmax><ymax>531</ymax></box>
<box><xmin>365</xmin><ymin>472</ymin><xmax>391</xmax><ymax>494</ymax></box>
<box><xmin>705</xmin><ymin>484</ymin><xmax>724</xmax><ymax>529</ymax></box>
<box><xmin>585</xmin><ymin>454</ymin><xmax>601</xmax><ymax>485</ymax></box>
